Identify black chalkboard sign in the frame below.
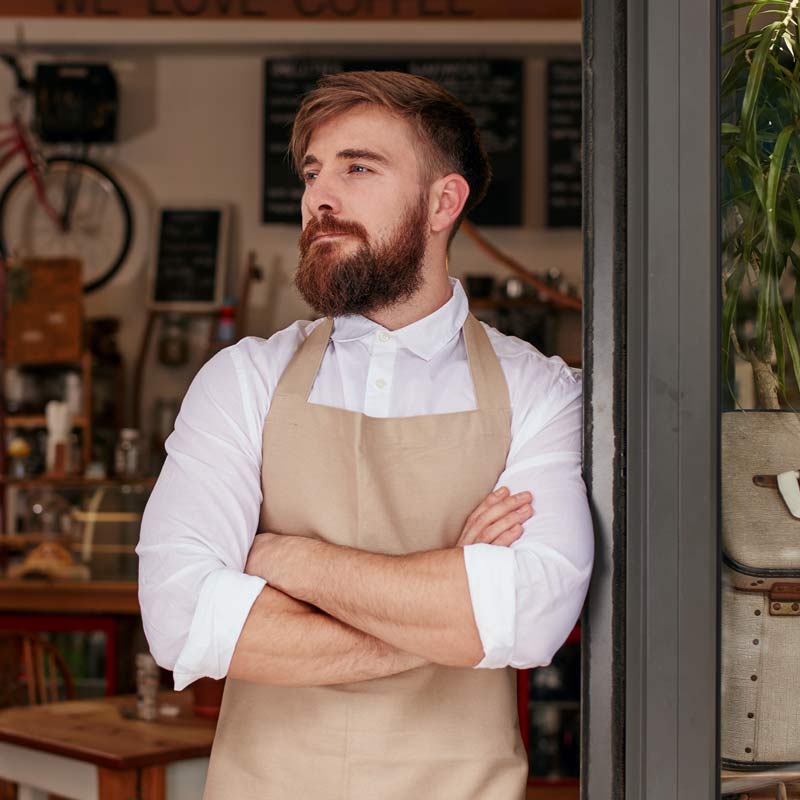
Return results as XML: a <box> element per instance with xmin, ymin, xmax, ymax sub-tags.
<box><xmin>149</xmin><ymin>206</ymin><xmax>230</xmax><ymax>311</ymax></box>
<box><xmin>546</xmin><ymin>60</ymin><xmax>582</xmax><ymax>228</ymax></box>
<box><xmin>263</xmin><ymin>59</ymin><xmax>523</xmax><ymax>226</ymax></box>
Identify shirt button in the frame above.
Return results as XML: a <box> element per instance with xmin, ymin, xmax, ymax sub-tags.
<box><xmin>375</xmin><ymin>378</ymin><xmax>386</xmax><ymax>389</ymax></box>
<box><xmin>378</xmin><ymin>331</ymin><xmax>390</xmax><ymax>343</ymax></box>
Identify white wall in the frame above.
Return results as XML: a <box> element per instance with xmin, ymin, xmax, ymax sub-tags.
<box><xmin>0</xmin><ymin>23</ymin><xmax>582</xmax><ymax>446</ymax></box>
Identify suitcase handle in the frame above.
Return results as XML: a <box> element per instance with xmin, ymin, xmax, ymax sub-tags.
<box><xmin>753</xmin><ymin>471</ymin><xmax>800</xmax><ymax>519</ymax></box>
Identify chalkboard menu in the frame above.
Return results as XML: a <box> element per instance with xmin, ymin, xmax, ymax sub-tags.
<box><xmin>263</xmin><ymin>59</ymin><xmax>523</xmax><ymax>226</ymax></box>
<box><xmin>149</xmin><ymin>207</ymin><xmax>230</xmax><ymax>311</ymax></box>
<box><xmin>546</xmin><ymin>60</ymin><xmax>582</xmax><ymax>228</ymax></box>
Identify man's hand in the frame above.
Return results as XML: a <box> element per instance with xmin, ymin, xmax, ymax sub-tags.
<box><xmin>456</xmin><ymin>486</ymin><xmax>533</xmax><ymax>547</ymax></box>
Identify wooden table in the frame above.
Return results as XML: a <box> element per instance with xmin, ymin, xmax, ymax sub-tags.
<box><xmin>0</xmin><ymin>690</ymin><xmax>214</xmax><ymax>799</ymax></box>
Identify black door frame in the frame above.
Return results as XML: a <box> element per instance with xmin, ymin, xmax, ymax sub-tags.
<box><xmin>583</xmin><ymin>0</ymin><xmax>720</xmax><ymax>796</ymax></box>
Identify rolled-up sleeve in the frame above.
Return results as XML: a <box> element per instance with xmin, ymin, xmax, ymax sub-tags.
<box><xmin>136</xmin><ymin>346</ymin><xmax>266</xmax><ymax>691</ymax></box>
<box><xmin>462</xmin><ymin>362</ymin><xmax>594</xmax><ymax>669</ymax></box>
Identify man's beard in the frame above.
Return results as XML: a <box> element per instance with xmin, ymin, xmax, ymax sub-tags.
<box><xmin>294</xmin><ymin>195</ymin><xmax>429</xmax><ymax>318</ymax></box>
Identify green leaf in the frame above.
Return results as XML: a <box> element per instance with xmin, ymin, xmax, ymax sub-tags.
<box><xmin>789</xmin><ymin>250</ymin><xmax>800</xmax><ymax>341</ymax></box>
<box><xmin>765</xmin><ymin>123</ymin><xmax>796</xmax><ymax>251</ymax></box>
<box><xmin>722</xmin><ymin>259</ymin><xmax>748</xmax><ymax>384</ymax></box>
<box><xmin>755</xmin><ymin>248</ymin><xmax>772</xmax><ymax>347</ymax></box>
<box><xmin>741</xmin><ymin>22</ymin><xmax>781</xmax><ymax>148</ymax></box>
<box><xmin>779</xmin><ymin>298</ymin><xmax>800</xmax><ymax>396</ymax></box>
<box><xmin>771</xmin><ymin>269</ymin><xmax>786</xmax><ymax>390</ymax></box>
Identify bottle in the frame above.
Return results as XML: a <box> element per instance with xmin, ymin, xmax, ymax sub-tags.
<box><xmin>157</xmin><ymin>314</ymin><xmax>190</xmax><ymax>367</ymax></box>
<box><xmin>216</xmin><ymin>300</ymin><xmax>236</xmax><ymax>345</ymax></box>
<box><xmin>135</xmin><ymin>652</ymin><xmax>159</xmax><ymax>721</ymax></box>
<box><xmin>114</xmin><ymin>428</ymin><xmax>141</xmax><ymax>477</ymax></box>
<box><xmin>64</xmin><ymin>372</ymin><xmax>82</xmax><ymax>417</ymax></box>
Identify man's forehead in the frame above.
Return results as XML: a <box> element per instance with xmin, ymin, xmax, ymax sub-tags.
<box><xmin>304</xmin><ymin>107</ymin><xmax>415</xmax><ymax>159</ymax></box>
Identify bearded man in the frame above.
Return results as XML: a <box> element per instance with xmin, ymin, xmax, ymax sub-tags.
<box><xmin>138</xmin><ymin>70</ymin><xmax>594</xmax><ymax>799</ymax></box>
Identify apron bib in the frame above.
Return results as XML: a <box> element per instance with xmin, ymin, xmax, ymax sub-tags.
<box><xmin>203</xmin><ymin>312</ymin><xmax>529</xmax><ymax>799</ymax></box>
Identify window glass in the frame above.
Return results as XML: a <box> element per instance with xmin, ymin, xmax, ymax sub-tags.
<box><xmin>720</xmin><ymin>1</ymin><xmax>800</xmax><ymax>792</ymax></box>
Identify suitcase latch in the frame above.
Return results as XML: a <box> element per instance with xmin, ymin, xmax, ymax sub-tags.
<box><xmin>769</xmin><ymin>583</ymin><xmax>800</xmax><ymax>615</ymax></box>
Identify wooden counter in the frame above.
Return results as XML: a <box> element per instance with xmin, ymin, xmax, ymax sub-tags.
<box><xmin>0</xmin><ymin>579</ymin><xmax>139</xmax><ymax>615</ymax></box>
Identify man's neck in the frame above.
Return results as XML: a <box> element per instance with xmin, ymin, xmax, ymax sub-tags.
<box><xmin>363</xmin><ymin>268</ymin><xmax>453</xmax><ymax>332</ymax></box>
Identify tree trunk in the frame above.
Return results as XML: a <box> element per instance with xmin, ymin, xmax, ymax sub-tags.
<box><xmin>749</xmin><ymin>353</ymin><xmax>780</xmax><ymax>409</ymax></box>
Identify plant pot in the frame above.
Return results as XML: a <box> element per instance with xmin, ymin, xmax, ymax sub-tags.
<box><xmin>191</xmin><ymin>676</ymin><xmax>226</xmax><ymax>720</ymax></box>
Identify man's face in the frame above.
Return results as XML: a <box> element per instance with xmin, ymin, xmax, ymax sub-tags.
<box><xmin>295</xmin><ymin>106</ymin><xmax>431</xmax><ymax>317</ymax></box>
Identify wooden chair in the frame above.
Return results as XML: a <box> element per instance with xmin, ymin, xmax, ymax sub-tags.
<box><xmin>0</xmin><ymin>632</ymin><xmax>76</xmax><ymax>800</ymax></box>
<box><xmin>0</xmin><ymin>631</ymin><xmax>75</xmax><ymax>708</ymax></box>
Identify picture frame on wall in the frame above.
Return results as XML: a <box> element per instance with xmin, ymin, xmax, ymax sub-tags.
<box><xmin>147</xmin><ymin>204</ymin><xmax>231</xmax><ymax>313</ymax></box>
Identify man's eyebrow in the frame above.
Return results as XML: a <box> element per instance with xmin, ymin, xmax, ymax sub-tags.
<box><xmin>336</xmin><ymin>148</ymin><xmax>390</xmax><ymax>165</ymax></box>
<box><xmin>300</xmin><ymin>148</ymin><xmax>390</xmax><ymax>171</ymax></box>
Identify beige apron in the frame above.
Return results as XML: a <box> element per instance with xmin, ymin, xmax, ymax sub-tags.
<box><xmin>203</xmin><ymin>312</ymin><xmax>529</xmax><ymax>799</ymax></box>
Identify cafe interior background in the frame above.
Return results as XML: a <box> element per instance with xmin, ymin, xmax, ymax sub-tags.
<box><xmin>0</xmin><ymin>3</ymin><xmax>585</xmax><ymax>798</ymax></box>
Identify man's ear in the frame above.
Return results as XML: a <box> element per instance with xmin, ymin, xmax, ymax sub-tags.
<box><xmin>429</xmin><ymin>173</ymin><xmax>470</xmax><ymax>235</ymax></box>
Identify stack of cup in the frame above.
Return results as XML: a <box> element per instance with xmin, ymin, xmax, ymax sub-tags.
<box><xmin>135</xmin><ymin>652</ymin><xmax>159</xmax><ymax>721</ymax></box>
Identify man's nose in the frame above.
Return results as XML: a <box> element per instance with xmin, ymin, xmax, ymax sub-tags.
<box><xmin>305</xmin><ymin>173</ymin><xmax>341</xmax><ymax>215</ymax></box>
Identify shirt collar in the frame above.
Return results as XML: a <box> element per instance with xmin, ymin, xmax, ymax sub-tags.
<box><xmin>330</xmin><ymin>276</ymin><xmax>469</xmax><ymax>362</ymax></box>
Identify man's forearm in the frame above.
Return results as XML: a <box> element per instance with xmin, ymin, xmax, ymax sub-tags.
<box><xmin>253</xmin><ymin>538</ymin><xmax>485</xmax><ymax>668</ymax></box>
<box><xmin>227</xmin><ymin>584</ymin><xmax>428</xmax><ymax>686</ymax></box>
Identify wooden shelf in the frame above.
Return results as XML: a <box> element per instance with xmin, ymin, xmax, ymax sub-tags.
<box><xmin>6</xmin><ymin>414</ymin><xmax>88</xmax><ymax>429</ymax></box>
<box><xmin>530</xmin><ymin>700</ymin><xmax>581</xmax><ymax>710</ymax></box>
<box><xmin>4</xmin><ymin>359</ymin><xmax>85</xmax><ymax>368</ymax></box>
<box><xmin>0</xmin><ymin>476</ymin><xmax>156</xmax><ymax>489</ymax></box>
<box><xmin>0</xmin><ymin>534</ymin><xmax>77</xmax><ymax>550</ymax></box>
<box><xmin>469</xmin><ymin>296</ymin><xmax>581</xmax><ymax>311</ymax></box>
<box><xmin>0</xmin><ymin>536</ymin><xmax>135</xmax><ymax>555</ymax></box>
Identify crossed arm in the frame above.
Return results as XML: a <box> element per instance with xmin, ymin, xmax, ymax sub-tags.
<box><xmin>227</xmin><ymin>486</ymin><xmax>533</xmax><ymax>686</ymax></box>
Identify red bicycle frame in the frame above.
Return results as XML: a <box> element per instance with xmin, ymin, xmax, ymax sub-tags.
<box><xmin>0</xmin><ymin>115</ymin><xmax>60</xmax><ymax>228</ymax></box>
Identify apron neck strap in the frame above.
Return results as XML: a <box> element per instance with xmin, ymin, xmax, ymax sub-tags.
<box><xmin>275</xmin><ymin>312</ymin><xmax>510</xmax><ymax>413</ymax></box>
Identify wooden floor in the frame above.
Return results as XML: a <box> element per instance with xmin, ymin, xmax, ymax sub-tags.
<box><xmin>526</xmin><ymin>785</ymin><xmax>580</xmax><ymax>800</ymax></box>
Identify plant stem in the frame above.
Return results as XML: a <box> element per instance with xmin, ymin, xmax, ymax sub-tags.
<box><xmin>749</xmin><ymin>351</ymin><xmax>781</xmax><ymax>408</ymax></box>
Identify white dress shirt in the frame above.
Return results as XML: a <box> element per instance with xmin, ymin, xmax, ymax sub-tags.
<box><xmin>137</xmin><ymin>276</ymin><xmax>594</xmax><ymax>691</ymax></box>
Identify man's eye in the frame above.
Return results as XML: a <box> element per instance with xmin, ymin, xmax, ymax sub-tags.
<box><xmin>349</xmin><ymin>164</ymin><xmax>370</xmax><ymax>174</ymax></box>
<box><xmin>303</xmin><ymin>171</ymin><xmax>318</xmax><ymax>183</ymax></box>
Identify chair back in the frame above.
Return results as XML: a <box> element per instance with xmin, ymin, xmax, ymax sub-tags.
<box><xmin>0</xmin><ymin>631</ymin><xmax>76</xmax><ymax>707</ymax></box>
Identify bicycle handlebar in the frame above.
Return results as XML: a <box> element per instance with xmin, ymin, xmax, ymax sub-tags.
<box><xmin>0</xmin><ymin>55</ymin><xmax>32</xmax><ymax>93</ymax></box>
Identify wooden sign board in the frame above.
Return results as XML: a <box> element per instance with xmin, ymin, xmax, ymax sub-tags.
<box><xmin>264</xmin><ymin>58</ymin><xmax>523</xmax><ymax>226</ymax></box>
<box><xmin>0</xmin><ymin>0</ymin><xmax>580</xmax><ymax>20</ymax></box>
<box><xmin>148</xmin><ymin>206</ymin><xmax>230</xmax><ymax>312</ymax></box>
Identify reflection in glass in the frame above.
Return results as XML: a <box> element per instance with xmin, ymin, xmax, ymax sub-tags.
<box><xmin>720</xmin><ymin>0</ymin><xmax>800</xmax><ymax>790</ymax></box>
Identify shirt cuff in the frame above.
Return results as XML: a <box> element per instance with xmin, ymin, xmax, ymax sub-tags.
<box><xmin>171</xmin><ymin>568</ymin><xmax>266</xmax><ymax>691</ymax></box>
<box><xmin>461</xmin><ymin>543</ymin><xmax>517</xmax><ymax>668</ymax></box>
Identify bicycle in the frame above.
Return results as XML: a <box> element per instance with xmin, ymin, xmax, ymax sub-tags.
<box><xmin>0</xmin><ymin>54</ymin><xmax>133</xmax><ymax>294</ymax></box>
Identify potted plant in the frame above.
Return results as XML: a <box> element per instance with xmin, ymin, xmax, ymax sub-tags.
<box><xmin>722</xmin><ymin>0</ymin><xmax>800</xmax><ymax>408</ymax></box>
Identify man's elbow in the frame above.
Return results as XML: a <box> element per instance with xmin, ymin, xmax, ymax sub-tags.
<box><xmin>438</xmin><ymin>624</ymin><xmax>485</xmax><ymax>668</ymax></box>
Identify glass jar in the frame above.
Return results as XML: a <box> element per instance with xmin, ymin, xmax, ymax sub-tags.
<box><xmin>158</xmin><ymin>315</ymin><xmax>190</xmax><ymax>367</ymax></box>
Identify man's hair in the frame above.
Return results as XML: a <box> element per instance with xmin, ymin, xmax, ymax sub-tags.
<box><xmin>289</xmin><ymin>70</ymin><xmax>492</xmax><ymax>239</ymax></box>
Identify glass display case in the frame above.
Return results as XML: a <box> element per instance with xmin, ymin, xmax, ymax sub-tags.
<box><xmin>0</xmin><ymin>479</ymin><xmax>152</xmax><ymax>582</ymax></box>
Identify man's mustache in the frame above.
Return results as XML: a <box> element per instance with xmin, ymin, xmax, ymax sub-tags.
<box><xmin>299</xmin><ymin>216</ymin><xmax>369</xmax><ymax>254</ymax></box>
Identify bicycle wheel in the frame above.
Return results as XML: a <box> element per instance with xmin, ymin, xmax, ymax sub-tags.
<box><xmin>0</xmin><ymin>156</ymin><xmax>133</xmax><ymax>293</ymax></box>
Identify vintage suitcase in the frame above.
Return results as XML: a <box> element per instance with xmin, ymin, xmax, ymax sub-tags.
<box><xmin>722</xmin><ymin>411</ymin><xmax>800</xmax><ymax>769</ymax></box>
